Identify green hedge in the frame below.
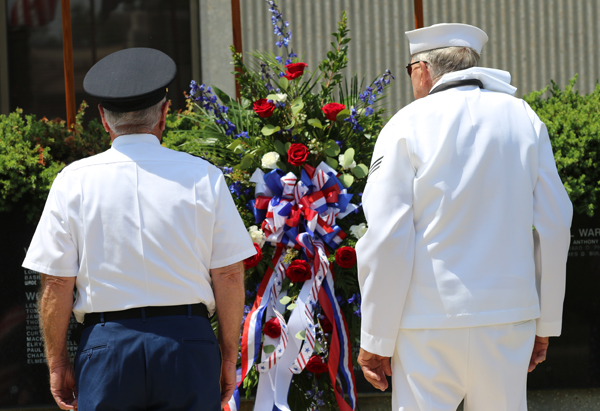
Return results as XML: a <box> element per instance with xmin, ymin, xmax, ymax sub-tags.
<box><xmin>1</xmin><ymin>78</ymin><xmax>599</xmax><ymax>223</ymax></box>
<box><xmin>0</xmin><ymin>102</ymin><xmax>110</xmax><ymax>222</ymax></box>
<box><xmin>524</xmin><ymin>75</ymin><xmax>600</xmax><ymax>216</ymax></box>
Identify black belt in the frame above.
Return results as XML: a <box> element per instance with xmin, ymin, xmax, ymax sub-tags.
<box><xmin>83</xmin><ymin>303</ymin><xmax>209</xmax><ymax>328</ymax></box>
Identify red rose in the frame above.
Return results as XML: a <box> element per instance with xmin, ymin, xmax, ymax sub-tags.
<box><xmin>320</xmin><ymin>316</ymin><xmax>333</xmax><ymax>333</ymax></box>
<box><xmin>263</xmin><ymin>317</ymin><xmax>281</xmax><ymax>339</ymax></box>
<box><xmin>285</xmin><ymin>259</ymin><xmax>312</xmax><ymax>283</ymax></box>
<box><xmin>335</xmin><ymin>246</ymin><xmax>356</xmax><ymax>268</ymax></box>
<box><xmin>287</xmin><ymin>143</ymin><xmax>309</xmax><ymax>166</ymax></box>
<box><xmin>322</xmin><ymin>102</ymin><xmax>346</xmax><ymax>122</ymax></box>
<box><xmin>253</xmin><ymin>98</ymin><xmax>276</xmax><ymax>118</ymax></box>
<box><xmin>305</xmin><ymin>355</ymin><xmax>328</xmax><ymax>373</ymax></box>
<box><xmin>284</xmin><ymin>62</ymin><xmax>308</xmax><ymax>80</ymax></box>
<box><xmin>243</xmin><ymin>243</ymin><xmax>263</xmax><ymax>269</ymax></box>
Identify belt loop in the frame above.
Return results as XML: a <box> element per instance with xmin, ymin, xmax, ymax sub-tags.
<box><xmin>141</xmin><ymin>307</ymin><xmax>146</xmax><ymax>323</ymax></box>
<box><xmin>100</xmin><ymin>312</ymin><xmax>105</xmax><ymax>326</ymax></box>
<box><xmin>187</xmin><ymin>304</ymin><xmax>192</xmax><ymax>319</ymax></box>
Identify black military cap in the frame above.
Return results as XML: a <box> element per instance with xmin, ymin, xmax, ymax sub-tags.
<box><xmin>83</xmin><ymin>48</ymin><xmax>177</xmax><ymax>113</ymax></box>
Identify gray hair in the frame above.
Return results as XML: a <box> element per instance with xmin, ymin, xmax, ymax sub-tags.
<box><xmin>413</xmin><ymin>46</ymin><xmax>481</xmax><ymax>83</ymax></box>
<box><xmin>103</xmin><ymin>97</ymin><xmax>166</xmax><ymax>136</ymax></box>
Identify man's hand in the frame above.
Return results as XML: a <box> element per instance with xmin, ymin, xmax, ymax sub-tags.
<box><xmin>357</xmin><ymin>348</ymin><xmax>392</xmax><ymax>391</ymax></box>
<box><xmin>49</xmin><ymin>363</ymin><xmax>77</xmax><ymax>410</ymax></box>
<box><xmin>528</xmin><ymin>336</ymin><xmax>549</xmax><ymax>372</ymax></box>
<box><xmin>220</xmin><ymin>359</ymin><xmax>237</xmax><ymax>409</ymax></box>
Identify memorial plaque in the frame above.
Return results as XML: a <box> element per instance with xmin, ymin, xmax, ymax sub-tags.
<box><xmin>0</xmin><ymin>209</ymin><xmax>80</xmax><ymax>407</ymax></box>
<box><xmin>527</xmin><ymin>213</ymin><xmax>600</xmax><ymax>389</ymax></box>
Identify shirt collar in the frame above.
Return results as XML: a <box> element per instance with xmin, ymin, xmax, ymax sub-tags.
<box><xmin>430</xmin><ymin>67</ymin><xmax>517</xmax><ymax>96</ymax></box>
<box><xmin>111</xmin><ymin>134</ymin><xmax>161</xmax><ymax>148</ymax></box>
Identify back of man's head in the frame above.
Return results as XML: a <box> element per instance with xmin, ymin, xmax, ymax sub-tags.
<box><xmin>102</xmin><ymin>97</ymin><xmax>166</xmax><ymax>136</ymax></box>
<box><xmin>406</xmin><ymin>23</ymin><xmax>487</xmax><ymax>83</ymax></box>
<box><xmin>413</xmin><ymin>46</ymin><xmax>481</xmax><ymax>83</ymax></box>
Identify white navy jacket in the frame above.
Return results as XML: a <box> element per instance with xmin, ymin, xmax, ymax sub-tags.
<box><xmin>357</xmin><ymin>68</ymin><xmax>573</xmax><ymax>357</ymax></box>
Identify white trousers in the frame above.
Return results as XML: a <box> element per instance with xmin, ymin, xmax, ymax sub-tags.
<box><xmin>392</xmin><ymin>321</ymin><xmax>536</xmax><ymax>411</ymax></box>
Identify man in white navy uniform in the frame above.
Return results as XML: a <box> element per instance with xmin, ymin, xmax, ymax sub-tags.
<box><xmin>356</xmin><ymin>24</ymin><xmax>572</xmax><ymax>410</ymax></box>
<box><xmin>22</xmin><ymin>48</ymin><xmax>256</xmax><ymax>411</ymax></box>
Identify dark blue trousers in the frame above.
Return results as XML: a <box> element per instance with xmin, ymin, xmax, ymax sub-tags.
<box><xmin>75</xmin><ymin>314</ymin><xmax>221</xmax><ymax>411</ymax></box>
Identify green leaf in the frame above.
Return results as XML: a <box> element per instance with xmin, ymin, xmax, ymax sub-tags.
<box><xmin>307</xmin><ymin>118</ymin><xmax>323</xmax><ymax>129</ymax></box>
<box><xmin>276</xmin><ymin>160</ymin><xmax>287</xmax><ymax>172</ymax></box>
<box><xmin>287</xmin><ymin>303</ymin><xmax>297</xmax><ymax>311</ymax></box>
<box><xmin>263</xmin><ymin>344</ymin><xmax>276</xmax><ymax>354</ymax></box>
<box><xmin>291</xmin><ymin>98</ymin><xmax>304</xmax><ymax>115</ymax></box>
<box><xmin>295</xmin><ymin>330</ymin><xmax>306</xmax><ymax>340</ymax></box>
<box><xmin>342</xmin><ymin>148</ymin><xmax>355</xmax><ymax>166</ymax></box>
<box><xmin>239</xmin><ymin>154</ymin><xmax>254</xmax><ymax>170</ymax></box>
<box><xmin>280</xmin><ymin>296</ymin><xmax>292</xmax><ymax>305</ymax></box>
<box><xmin>233</xmin><ymin>145</ymin><xmax>245</xmax><ymax>154</ymax></box>
<box><xmin>227</xmin><ymin>140</ymin><xmax>242</xmax><ymax>151</ymax></box>
<box><xmin>266</xmin><ymin>94</ymin><xmax>280</xmax><ymax>101</ymax></box>
<box><xmin>274</xmin><ymin>140</ymin><xmax>287</xmax><ymax>156</ymax></box>
<box><xmin>212</xmin><ymin>86</ymin><xmax>233</xmax><ymax>105</ymax></box>
<box><xmin>339</xmin><ymin>173</ymin><xmax>354</xmax><ymax>188</ymax></box>
<box><xmin>325</xmin><ymin>157</ymin><xmax>338</xmax><ymax>169</ymax></box>
<box><xmin>336</xmin><ymin>109</ymin><xmax>351</xmax><ymax>121</ymax></box>
<box><xmin>279</xmin><ymin>77</ymin><xmax>289</xmax><ymax>90</ymax></box>
<box><xmin>262</xmin><ymin>124</ymin><xmax>281</xmax><ymax>136</ymax></box>
<box><xmin>324</xmin><ymin>140</ymin><xmax>341</xmax><ymax>157</ymax></box>
<box><xmin>285</xmin><ymin>142</ymin><xmax>291</xmax><ymax>152</ymax></box>
<box><xmin>352</xmin><ymin>163</ymin><xmax>369</xmax><ymax>178</ymax></box>
<box><xmin>286</xmin><ymin>118</ymin><xmax>296</xmax><ymax>129</ymax></box>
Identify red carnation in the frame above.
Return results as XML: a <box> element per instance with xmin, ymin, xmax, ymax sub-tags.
<box><xmin>263</xmin><ymin>317</ymin><xmax>282</xmax><ymax>339</ymax></box>
<box><xmin>284</xmin><ymin>62</ymin><xmax>308</xmax><ymax>80</ymax></box>
<box><xmin>335</xmin><ymin>246</ymin><xmax>357</xmax><ymax>269</ymax></box>
<box><xmin>287</xmin><ymin>143</ymin><xmax>310</xmax><ymax>166</ymax></box>
<box><xmin>285</xmin><ymin>260</ymin><xmax>312</xmax><ymax>283</ymax></box>
<box><xmin>305</xmin><ymin>355</ymin><xmax>328</xmax><ymax>373</ymax></box>
<box><xmin>243</xmin><ymin>243</ymin><xmax>263</xmax><ymax>269</ymax></box>
<box><xmin>322</xmin><ymin>102</ymin><xmax>346</xmax><ymax>122</ymax></box>
<box><xmin>253</xmin><ymin>98</ymin><xmax>276</xmax><ymax>118</ymax></box>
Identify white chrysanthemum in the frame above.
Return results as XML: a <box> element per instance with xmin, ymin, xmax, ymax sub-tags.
<box><xmin>262</xmin><ymin>152</ymin><xmax>280</xmax><ymax>169</ymax></box>
<box><xmin>339</xmin><ymin>154</ymin><xmax>357</xmax><ymax>170</ymax></box>
<box><xmin>349</xmin><ymin>223</ymin><xmax>368</xmax><ymax>239</ymax></box>
<box><xmin>248</xmin><ymin>225</ymin><xmax>266</xmax><ymax>248</ymax></box>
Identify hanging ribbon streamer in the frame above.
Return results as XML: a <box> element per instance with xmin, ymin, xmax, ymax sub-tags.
<box><xmin>230</xmin><ymin>162</ymin><xmax>359</xmax><ymax>411</ymax></box>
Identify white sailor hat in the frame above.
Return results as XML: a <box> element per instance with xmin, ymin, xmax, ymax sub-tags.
<box><xmin>405</xmin><ymin>23</ymin><xmax>488</xmax><ymax>55</ymax></box>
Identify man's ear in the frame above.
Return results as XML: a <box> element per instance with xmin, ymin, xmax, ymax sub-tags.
<box><xmin>158</xmin><ymin>100</ymin><xmax>170</xmax><ymax>132</ymax></box>
<box><xmin>98</xmin><ymin>105</ymin><xmax>112</xmax><ymax>134</ymax></box>
<box><xmin>419</xmin><ymin>61</ymin><xmax>431</xmax><ymax>87</ymax></box>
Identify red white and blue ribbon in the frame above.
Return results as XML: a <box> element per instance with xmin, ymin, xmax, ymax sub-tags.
<box><xmin>229</xmin><ymin>162</ymin><xmax>359</xmax><ymax>411</ymax></box>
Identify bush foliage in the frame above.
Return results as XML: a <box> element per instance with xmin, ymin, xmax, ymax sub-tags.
<box><xmin>1</xmin><ymin>77</ymin><xmax>599</xmax><ymax>225</ymax></box>
<box><xmin>0</xmin><ymin>102</ymin><xmax>110</xmax><ymax>222</ymax></box>
<box><xmin>524</xmin><ymin>75</ymin><xmax>600</xmax><ymax>216</ymax></box>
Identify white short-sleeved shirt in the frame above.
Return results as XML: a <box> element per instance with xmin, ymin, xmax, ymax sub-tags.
<box><xmin>23</xmin><ymin>134</ymin><xmax>256</xmax><ymax>322</ymax></box>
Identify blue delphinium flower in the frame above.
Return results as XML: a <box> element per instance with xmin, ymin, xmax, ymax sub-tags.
<box><xmin>265</xmin><ymin>0</ymin><xmax>292</xmax><ymax>49</ymax></box>
<box><xmin>234</xmin><ymin>131</ymin><xmax>249</xmax><ymax>139</ymax></box>
<box><xmin>344</xmin><ymin>108</ymin><xmax>364</xmax><ymax>133</ymax></box>
<box><xmin>275</xmin><ymin>55</ymin><xmax>283</xmax><ymax>64</ymax></box>
<box><xmin>365</xmin><ymin>107</ymin><xmax>374</xmax><ymax>116</ymax></box>
<box><xmin>229</xmin><ymin>181</ymin><xmax>242</xmax><ymax>198</ymax></box>
<box><xmin>188</xmin><ymin>81</ymin><xmax>237</xmax><ymax>136</ymax></box>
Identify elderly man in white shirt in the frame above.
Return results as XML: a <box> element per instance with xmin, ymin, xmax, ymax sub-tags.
<box><xmin>356</xmin><ymin>24</ymin><xmax>572</xmax><ymax>411</ymax></box>
<box><xmin>23</xmin><ymin>48</ymin><xmax>256</xmax><ymax>411</ymax></box>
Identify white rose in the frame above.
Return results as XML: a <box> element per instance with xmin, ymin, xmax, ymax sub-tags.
<box><xmin>339</xmin><ymin>154</ymin><xmax>356</xmax><ymax>170</ymax></box>
<box><xmin>248</xmin><ymin>226</ymin><xmax>266</xmax><ymax>248</ymax></box>
<box><xmin>349</xmin><ymin>223</ymin><xmax>367</xmax><ymax>239</ymax></box>
<box><xmin>262</xmin><ymin>152</ymin><xmax>280</xmax><ymax>169</ymax></box>
<box><xmin>275</xmin><ymin>93</ymin><xmax>287</xmax><ymax>101</ymax></box>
